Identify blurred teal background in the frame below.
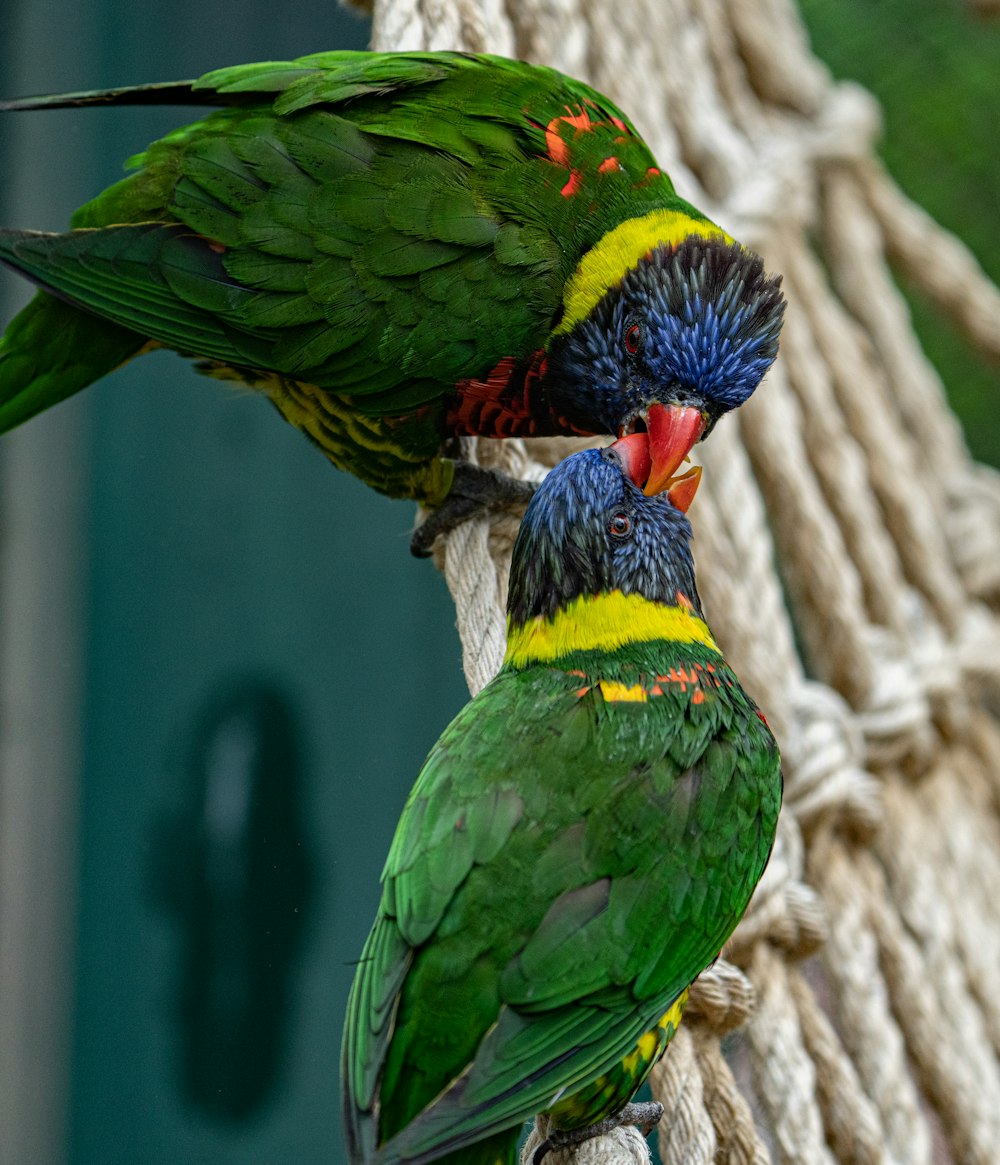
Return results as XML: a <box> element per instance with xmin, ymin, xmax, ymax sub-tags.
<box><xmin>1</xmin><ymin>2</ymin><xmax>998</xmax><ymax>1163</ymax></box>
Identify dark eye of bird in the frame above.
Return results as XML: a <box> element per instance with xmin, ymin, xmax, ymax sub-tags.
<box><xmin>608</xmin><ymin>511</ymin><xmax>632</xmax><ymax>539</ymax></box>
<box><xmin>624</xmin><ymin>322</ymin><xmax>643</xmax><ymax>356</ymax></box>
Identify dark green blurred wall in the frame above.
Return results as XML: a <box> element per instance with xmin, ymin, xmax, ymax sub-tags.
<box><xmin>1</xmin><ymin>4</ymin><xmax>470</xmax><ymax>1163</ymax></box>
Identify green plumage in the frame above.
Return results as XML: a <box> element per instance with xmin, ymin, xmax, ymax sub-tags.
<box><xmin>0</xmin><ymin>51</ymin><xmax>784</xmax><ymax>517</ymax></box>
<box><xmin>342</xmin><ymin>448</ymin><xmax>782</xmax><ymax>1165</ymax></box>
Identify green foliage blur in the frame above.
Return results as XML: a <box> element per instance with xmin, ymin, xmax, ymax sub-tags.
<box><xmin>800</xmin><ymin>0</ymin><xmax>1000</xmax><ymax>467</ymax></box>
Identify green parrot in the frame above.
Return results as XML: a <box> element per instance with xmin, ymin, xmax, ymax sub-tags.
<box><xmin>341</xmin><ymin>437</ymin><xmax>782</xmax><ymax>1165</ymax></box>
<box><xmin>0</xmin><ymin>51</ymin><xmax>785</xmax><ymax>552</ymax></box>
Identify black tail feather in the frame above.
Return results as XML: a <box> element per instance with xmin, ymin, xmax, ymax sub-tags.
<box><xmin>0</xmin><ymin>81</ymin><xmax>236</xmax><ymax>113</ymax></box>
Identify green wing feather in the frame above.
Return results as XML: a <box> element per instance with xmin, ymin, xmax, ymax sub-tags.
<box><xmin>1</xmin><ymin>52</ymin><xmax>671</xmax><ymax>436</ymax></box>
<box><xmin>0</xmin><ymin>291</ymin><xmax>143</xmax><ymax>433</ymax></box>
<box><xmin>342</xmin><ymin>654</ymin><xmax>780</xmax><ymax>1165</ymax></box>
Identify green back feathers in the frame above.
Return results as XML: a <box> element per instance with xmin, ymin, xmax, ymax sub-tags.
<box><xmin>1</xmin><ymin>51</ymin><xmax>682</xmax><ymax>402</ymax></box>
<box><xmin>1</xmin><ymin>52</ymin><xmax>783</xmax><ymax>504</ymax></box>
<box><xmin>345</xmin><ymin>634</ymin><xmax>779</xmax><ymax>1165</ymax></box>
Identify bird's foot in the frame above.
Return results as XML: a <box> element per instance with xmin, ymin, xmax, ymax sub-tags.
<box><xmin>410</xmin><ymin>462</ymin><xmax>537</xmax><ymax>557</ymax></box>
<box><xmin>530</xmin><ymin>1102</ymin><xmax>664</xmax><ymax>1164</ymax></box>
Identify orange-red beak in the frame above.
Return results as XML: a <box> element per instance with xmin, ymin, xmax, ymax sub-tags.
<box><xmin>644</xmin><ymin>403</ymin><xmax>706</xmax><ymax>497</ymax></box>
<box><xmin>612</xmin><ymin>431</ymin><xmax>652</xmax><ymax>492</ymax></box>
<box><xmin>663</xmin><ymin>465</ymin><xmax>702</xmax><ymax>513</ymax></box>
<box><xmin>611</xmin><ymin>402</ymin><xmax>706</xmax><ymax>513</ymax></box>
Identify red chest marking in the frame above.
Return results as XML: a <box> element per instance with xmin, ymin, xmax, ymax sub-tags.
<box><xmin>447</xmin><ymin>350</ymin><xmax>551</xmax><ymax>438</ymax></box>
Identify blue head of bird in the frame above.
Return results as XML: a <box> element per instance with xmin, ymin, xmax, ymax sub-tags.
<box><xmin>507</xmin><ymin>445</ymin><xmax>704</xmax><ymax>627</ymax></box>
<box><xmin>545</xmin><ymin>237</ymin><xmax>784</xmax><ymax>495</ymax></box>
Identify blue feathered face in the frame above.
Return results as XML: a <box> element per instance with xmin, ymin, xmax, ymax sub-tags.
<box><xmin>546</xmin><ymin>237</ymin><xmax>785</xmax><ymax>438</ymax></box>
<box><xmin>507</xmin><ymin>446</ymin><xmax>702</xmax><ymax>625</ymax></box>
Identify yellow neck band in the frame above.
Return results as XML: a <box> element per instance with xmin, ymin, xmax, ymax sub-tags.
<box><xmin>555</xmin><ymin>209</ymin><xmax>731</xmax><ymax>335</ymax></box>
<box><xmin>504</xmin><ymin>591</ymin><xmax>719</xmax><ymax>668</ymax></box>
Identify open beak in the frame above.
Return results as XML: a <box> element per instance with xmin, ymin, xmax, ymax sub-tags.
<box><xmin>611</xmin><ymin>401</ymin><xmax>706</xmax><ymax>513</ymax></box>
<box><xmin>611</xmin><ymin>431</ymin><xmax>703</xmax><ymax>513</ymax></box>
<box><xmin>644</xmin><ymin>403</ymin><xmax>706</xmax><ymax>497</ymax></box>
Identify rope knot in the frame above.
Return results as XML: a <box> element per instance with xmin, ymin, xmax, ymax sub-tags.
<box><xmin>717</xmin><ymin>81</ymin><xmax>882</xmax><ymax>247</ymax></box>
<box><xmin>809</xmin><ymin>80</ymin><xmax>883</xmax><ymax>166</ymax></box>
<box><xmin>956</xmin><ymin>603</ymin><xmax>1000</xmax><ymax>704</ymax></box>
<box><xmin>947</xmin><ymin>464</ymin><xmax>1000</xmax><ymax>602</ymax></box>
<box><xmin>857</xmin><ymin>624</ymin><xmax>936</xmax><ymax>769</ymax></box>
<box><xmin>784</xmin><ymin>681</ymin><xmax>882</xmax><ymax>836</ymax></box>
<box><xmin>687</xmin><ymin>961</ymin><xmax>756</xmax><ymax>1034</ymax></box>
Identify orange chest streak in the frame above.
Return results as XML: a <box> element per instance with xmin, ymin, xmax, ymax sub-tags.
<box><xmin>566</xmin><ymin>660</ymin><xmax>730</xmax><ymax>703</ymax></box>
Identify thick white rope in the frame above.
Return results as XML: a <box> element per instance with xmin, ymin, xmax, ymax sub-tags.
<box><xmin>746</xmin><ymin>945</ymin><xmax>836</xmax><ymax>1165</ymax></box>
<box><xmin>922</xmin><ymin>727</ymin><xmax>1000</xmax><ymax>1052</ymax></box>
<box><xmin>814</xmin><ymin>839</ymin><xmax>933</xmax><ymax>1165</ymax></box>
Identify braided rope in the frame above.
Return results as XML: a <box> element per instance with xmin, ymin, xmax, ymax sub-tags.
<box><xmin>738</xmin><ymin>358</ymin><xmax>876</xmax><ymax>704</ymax></box>
<box><xmin>522</xmin><ymin>1118</ymin><xmax>654</xmax><ymax>1165</ymax></box>
<box><xmin>859</xmin><ymin>848</ymin><xmax>1000</xmax><ymax>1165</ymax></box>
<box><xmin>873</xmin><ymin>778</ymin><xmax>1000</xmax><ymax>1153</ymax></box>
<box><xmin>746</xmin><ymin>945</ymin><xmax>836</xmax><ymax>1165</ymax></box>
<box><xmin>783</xmin><ymin>229</ymin><xmax>969</xmax><ymax>637</ymax></box>
<box><xmin>788</xmin><ymin>969</ymin><xmax>887</xmax><ymax>1165</ymax></box>
<box><xmin>691</xmin><ymin>1031</ymin><xmax>771</xmax><ymax>1165</ymax></box>
<box><xmin>810</xmin><ymin>836</ymin><xmax>933</xmax><ymax>1165</ymax></box>
<box><xmin>906</xmin><ymin>742</ymin><xmax>1000</xmax><ymax>1052</ymax></box>
<box><xmin>693</xmin><ymin>424</ymin><xmax>802</xmax><ymax>740</ymax></box>
<box><xmin>862</xmin><ymin>159</ymin><xmax>1000</xmax><ymax>367</ymax></box>
<box><xmin>650</xmin><ymin>1025</ymin><xmax>719</xmax><ymax>1165</ymax></box>
<box><xmin>368</xmin><ymin>1</ymin><xmax>1000</xmax><ymax>1161</ymax></box>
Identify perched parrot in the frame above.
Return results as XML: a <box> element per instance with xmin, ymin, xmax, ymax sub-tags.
<box><xmin>0</xmin><ymin>51</ymin><xmax>784</xmax><ymax>552</ymax></box>
<box><xmin>341</xmin><ymin>438</ymin><xmax>782</xmax><ymax>1165</ymax></box>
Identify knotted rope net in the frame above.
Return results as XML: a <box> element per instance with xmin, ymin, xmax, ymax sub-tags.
<box><xmin>357</xmin><ymin>0</ymin><xmax>1000</xmax><ymax>1160</ymax></box>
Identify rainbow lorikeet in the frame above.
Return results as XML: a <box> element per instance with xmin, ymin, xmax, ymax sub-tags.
<box><xmin>341</xmin><ymin>439</ymin><xmax>782</xmax><ymax>1164</ymax></box>
<box><xmin>0</xmin><ymin>51</ymin><xmax>784</xmax><ymax>553</ymax></box>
